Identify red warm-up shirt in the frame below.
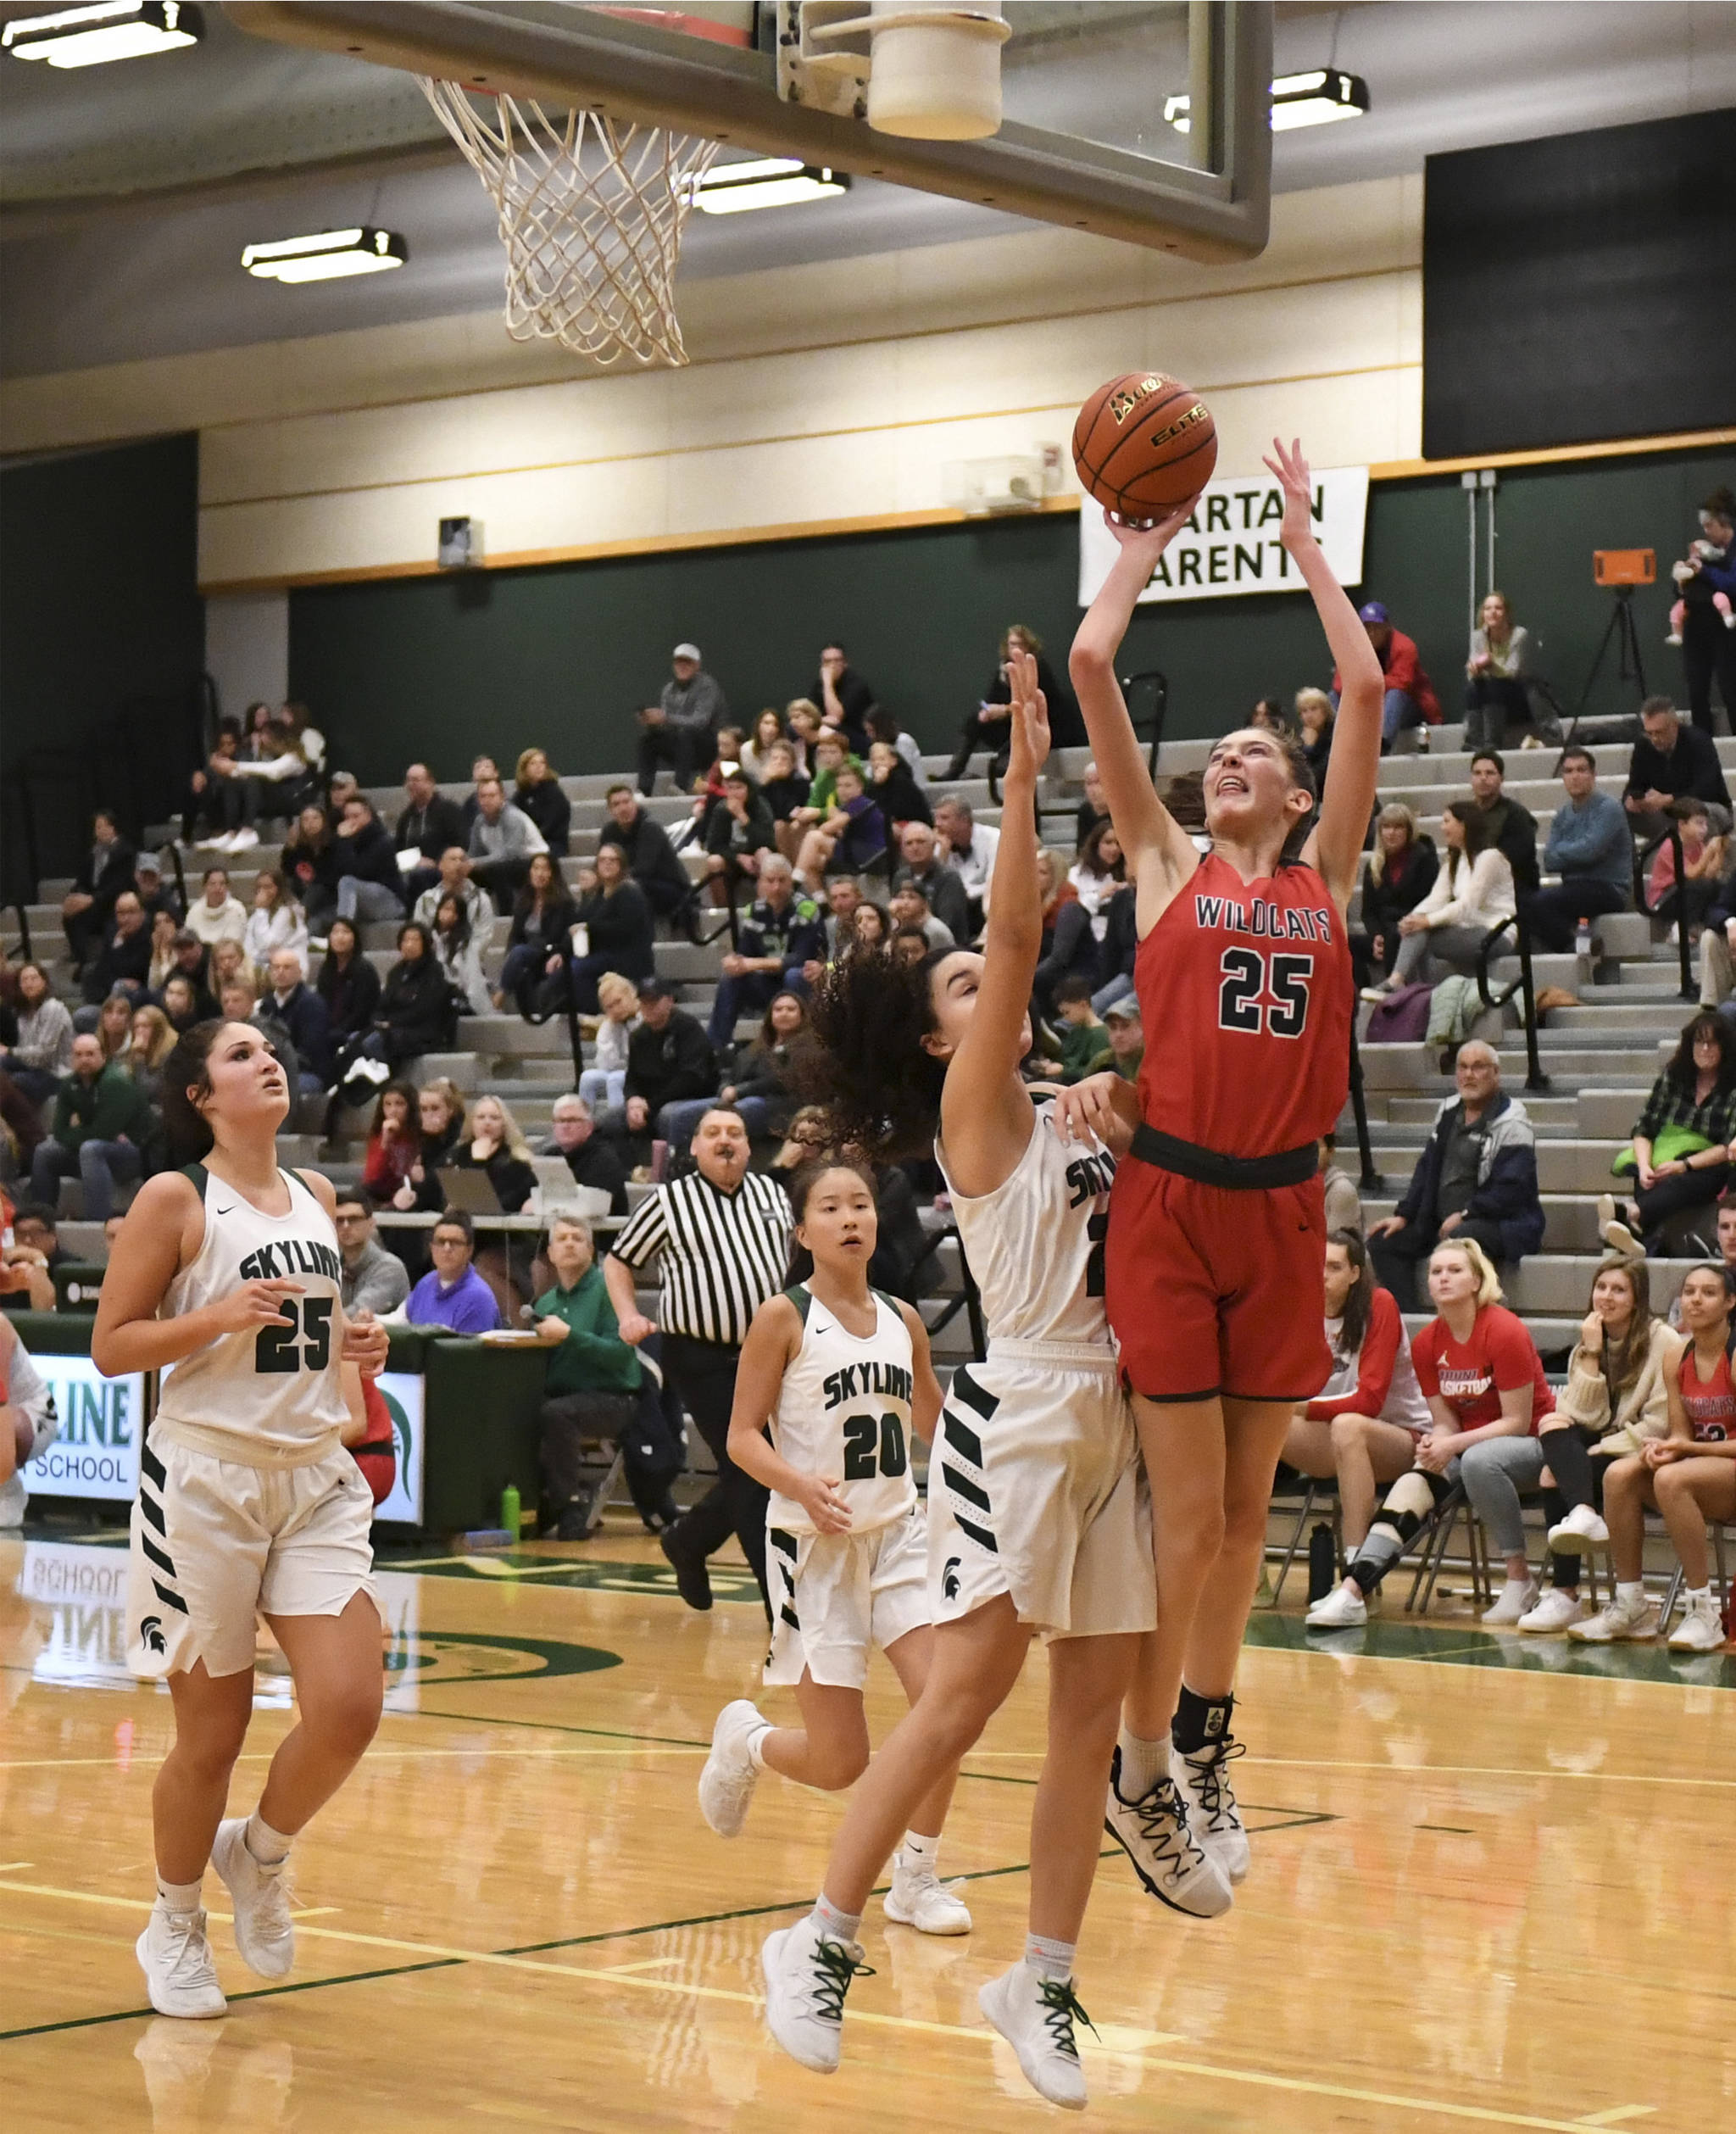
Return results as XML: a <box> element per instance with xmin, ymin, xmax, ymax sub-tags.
<box><xmin>1411</xmin><ymin>1305</ymin><xmax>1554</xmax><ymax>1432</ymax></box>
<box><xmin>1333</xmin><ymin>627</ymin><xmax>1441</xmax><ymax>724</ymax></box>
<box><xmin>1307</xmin><ymin>1287</ymin><xmax>1412</xmax><ymax>1424</ymax></box>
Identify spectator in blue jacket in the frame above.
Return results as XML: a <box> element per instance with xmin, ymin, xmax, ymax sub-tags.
<box><xmin>1366</xmin><ymin>1042</ymin><xmax>1545</xmax><ymax>1308</ymax></box>
<box><xmin>1520</xmin><ymin>747</ymin><xmax>1633</xmax><ymax>951</ymax></box>
<box><xmin>706</xmin><ymin>856</ymin><xmax>824</xmax><ymax>1045</ymax></box>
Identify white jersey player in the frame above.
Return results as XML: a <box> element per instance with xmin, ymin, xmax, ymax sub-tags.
<box><xmin>93</xmin><ymin>1018</ymin><xmax>389</xmax><ymax>2022</ymax></box>
<box><xmin>696</xmin><ymin>1160</ymin><xmax>970</xmax><ymax>1937</ymax></box>
<box><xmin>760</xmin><ymin>648</ymin><xmax>1217</xmax><ymax>2114</ymax></box>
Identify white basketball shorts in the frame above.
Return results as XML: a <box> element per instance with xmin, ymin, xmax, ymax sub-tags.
<box><xmin>765</xmin><ymin>1503</ymin><xmax>931</xmax><ymax>1691</ymax></box>
<box><xmin>928</xmin><ymin>1340</ymin><xmax>1155</xmax><ymax>1641</ymax></box>
<box><xmin>126</xmin><ymin>1427</ymin><xmax>377</xmax><ymax>1680</ymax></box>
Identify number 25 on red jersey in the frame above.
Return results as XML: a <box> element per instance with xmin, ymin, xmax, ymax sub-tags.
<box><xmin>1217</xmin><ymin>947</ymin><xmax>1313</xmax><ymax>1039</ymax></box>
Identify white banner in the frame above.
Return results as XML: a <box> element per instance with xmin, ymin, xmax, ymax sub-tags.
<box><xmin>21</xmin><ymin>1356</ymin><xmax>424</xmax><ymax>1522</ymax></box>
<box><xmin>1077</xmin><ymin>465</ymin><xmax>1369</xmax><ymax>606</ymax></box>
<box><xmin>372</xmin><ymin>1370</ymin><xmax>426</xmax><ymax>1525</ymax></box>
<box><xmin>22</xmin><ymin>1357</ymin><xmax>146</xmax><ymax>1502</ymax></box>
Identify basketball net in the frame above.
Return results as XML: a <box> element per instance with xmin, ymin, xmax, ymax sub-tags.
<box><xmin>420</xmin><ymin>81</ymin><xmax>722</xmax><ymax>367</ymax></box>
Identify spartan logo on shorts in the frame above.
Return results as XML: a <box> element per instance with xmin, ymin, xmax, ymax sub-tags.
<box><xmin>138</xmin><ymin>1614</ymin><xmax>166</xmax><ymax>1655</ymax></box>
<box><xmin>942</xmin><ymin>1557</ymin><xmax>961</xmax><ymax>1601</ymax></box>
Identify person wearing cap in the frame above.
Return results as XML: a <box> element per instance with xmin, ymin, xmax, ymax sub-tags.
<box><xmin>1333</xmin><ymin>600</ymin><xmax>1441</xmax><ymax>752</ymax></box>
<box><xmin>1104</xmin><ymin>995</ymin><xmax>1143</xmax><ymax>1081</ymax></box>
<box><xmin>597</xmin><ymin>977</ymin><xmax>718</xmax><ymax>1147</ymax></box>
<box><xmin>131</xmin><ymin>854</ymin><xmax>183</xmax><ymax>927</ymax></box>
<box><xmin>637</xmin><ymin>644</ymin><xmax>729</xmax><ymax>797</ymax></box>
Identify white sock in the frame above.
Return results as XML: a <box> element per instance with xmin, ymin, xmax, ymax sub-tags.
<box><xmin>1616</xmin><ymin>1580</ymin><xmax>1645</xmax><ymax>1604</ymax></box>
<box><xmin>244</xmin><ymin>1811</ymin><xmax>292</xmax><ymax>1866</ymax></box>
<box><xmin>1500</xmin><ymin>1576</ymin><xmax>1532</xmax><ymax>1595</ymax></box>
<box><xmin>156</xmin><ymin>1876</ymin><xmax>203</xmax><ymax>1915</ymax></box>
<box><xmin>1116</xmin><ymin>1726</ymin><xmax>1169</xmax><ymax>1801</ymax></box>
<box><xmin>1024</xmin><ymin>1931</ymin><xmax>1075</xmax><ymax>1983</ymax></box>
<box><xmin>745</xmin><ymin>1718</ymin><xmax>774</xmax><ymax>1773</ymax></box>
<box><xmin>813</xmin><ymin>1892</ymin><xmax>861</xmax><ymax>1943</ymax></box>
<box><xmin>899</xmin><ymin>1830</ymin><xmax>940</xmax><ymax>1876</ymax></box>
<box><xmin>1683</xmin><ymin>1585</ymin><xmax>1712</xmax><ymax>1605</ymax></box>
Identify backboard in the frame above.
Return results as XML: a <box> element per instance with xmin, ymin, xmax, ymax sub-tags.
<box><xmin>226</xmin><ymin>1</ymin><xmax>1272</xmax><ymax>263</ymax></box>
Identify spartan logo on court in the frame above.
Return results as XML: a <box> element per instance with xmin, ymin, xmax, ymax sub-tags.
<box><xmin>942</xmin><ymin>1557</ymin><xmax>961</xmax><ymax>1602</ymax></box>
<box><xmin>138</xmin><ymin>1615</ymin><xmax>166</xmax><ymax>1655</ymax></box>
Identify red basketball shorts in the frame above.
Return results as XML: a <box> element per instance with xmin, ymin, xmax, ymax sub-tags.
<box><xmin>1104</xmin><ymin>1163</ymin><xmax>1329</xmax><ymax>1403</ymax></box>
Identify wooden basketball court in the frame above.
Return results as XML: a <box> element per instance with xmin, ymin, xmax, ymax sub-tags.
<box><xmin>4</xmin><ymin>1523</ymin><xmax>1729</xmax><ymax>2131</ymax></box>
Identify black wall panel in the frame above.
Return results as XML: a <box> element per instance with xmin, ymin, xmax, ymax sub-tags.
<box><xmin>1424</xmin><ymin>109</ymin><xmax>1736</xmax><ymax>459</ymax></box>
<box><xmin>290</xmin><ymin>446</ymin><xmax>1731</xmax><ymax>786</ymax></box>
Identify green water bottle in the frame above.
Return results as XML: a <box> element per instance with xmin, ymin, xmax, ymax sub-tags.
<box><xmin>501</xmin><ymin>1482</ymin><xmax>521</xmax><ymax>1541</ymax></box>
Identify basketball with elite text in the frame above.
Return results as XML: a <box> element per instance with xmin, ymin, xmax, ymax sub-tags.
<box><xmin>1072</xmin><ymin>371</ymin><xmax>1219</xmax><ymax>524</ymax></box>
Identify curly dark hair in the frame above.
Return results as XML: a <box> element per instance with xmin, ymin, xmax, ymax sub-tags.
<box><xmin>793</xmin><ymin>945</ymin><xmax>952</xmax><ymax>1162</ymax></box>
<box><xmin>1665</xmin><ymin>1011</ymin><xmax>1736</xmax><ymax>1094</ymax></box>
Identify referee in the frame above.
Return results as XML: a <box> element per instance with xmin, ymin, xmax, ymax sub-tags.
<box><xmin>604</xmin><ymin>1105</ymin><xmax>791</xmax><ymax>1616</ymax></box>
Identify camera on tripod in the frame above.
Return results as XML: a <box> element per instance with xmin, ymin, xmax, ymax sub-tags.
<box><xmin>1593</xmin><ymin>549</ymin><xmax>1655</xmax><ymax>588</ymax></box>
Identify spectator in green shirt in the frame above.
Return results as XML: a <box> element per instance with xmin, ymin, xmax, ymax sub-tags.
<box><xmin>1052</xmin><ymin>977</ymin><xmax>1114</xmax><ymax>1083</ymax></box>
<box><xmin>29</xmin><ymin>1032</ymin><xmax>152</xmax><ymax>1221</ymax></box>
<box><xmin>534</xmin><ymin>1213</ymin><xmax>643</xmax><ymax>1541</ymax></box>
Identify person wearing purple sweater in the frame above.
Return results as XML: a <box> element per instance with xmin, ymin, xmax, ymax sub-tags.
<box><xmin>404</xmin><ymin>1209</ymin><xmax>503</xmax><ymax>1334</ymax></box>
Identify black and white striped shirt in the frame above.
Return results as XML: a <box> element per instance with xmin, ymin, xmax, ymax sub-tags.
<box><xmin>609</xmin><ymin>1169</ymin><xmax>791</xmax><ymax>1348</ymax></box>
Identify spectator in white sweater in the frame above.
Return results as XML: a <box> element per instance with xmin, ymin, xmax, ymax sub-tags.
<box><xmin>185</xmin><ymin>866</ymin><xmax>250</xmax><ymax>953</ymax></box>
<box><xmin>1368</xmin><ymin>803</ymin><xmax>1516</xmax><ymax>995</ymax></box>
<box><xmin>243</xmin><ymin>871</ymin><xmax>309</xmax><ymax>983</ymax></box>
<box><xmin>579</xmin><ymin>972</ymin><xmax>639</xmax><ymax>1112</ymax></box>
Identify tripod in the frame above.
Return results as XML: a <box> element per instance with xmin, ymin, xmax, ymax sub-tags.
<box><xmin>1553</xmin><ymin>585</ymin><xmax>1649</xmax><ymax>772</ymax></box>
<box><xmin>1576</xmin><ymin>584</ymin><xmax>1648</xmax><ymax>717</ymax></box>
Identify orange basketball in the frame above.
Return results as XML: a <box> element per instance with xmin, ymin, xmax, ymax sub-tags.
<box><xmin>1071</xmin><ymin>371</ymin><xmax>1217</xmax><ymax>526</ymax></box>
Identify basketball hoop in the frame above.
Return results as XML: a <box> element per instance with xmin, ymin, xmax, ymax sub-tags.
<box><xmin>420</xmin><ymin>81</ymin><xmax>722</xmax><ymax>367</ymax></box>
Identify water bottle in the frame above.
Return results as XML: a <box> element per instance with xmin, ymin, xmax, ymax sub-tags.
<box><xmin>501</xmin><ymin>1482</ymin><xmax>521</xmax><ymax>1541</ymax></box>
<box><xmin>1575</xmin><ymin>919</ymin><xmax>1592</xmax><ymax>959</ymax></box>
<box><xmin>1307</xmin><ymin>1522</ymin><xmax>1338</xmax><ymax>1603</ymax></box>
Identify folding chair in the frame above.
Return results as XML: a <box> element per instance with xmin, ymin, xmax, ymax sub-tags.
<box><xmin>1405</xmin><ymin>1481</ymin><xmax>1493</xmax><ymax>1615</ymax></box>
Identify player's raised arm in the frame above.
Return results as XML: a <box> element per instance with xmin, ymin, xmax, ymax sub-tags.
<box><xmin>938</xmin><ymin>650</ymin><xmax>1048</xmax><ymax>1190</ymax></box>
<box><xmin>1068</xmin><ymin>502</ymin><xmax>1201</xmax><ymax>906</ymax></box>
<box><xmin>1268</xmin><ymin>437</ymin><xmax>1383</xmax><ymax>908</ymax></box>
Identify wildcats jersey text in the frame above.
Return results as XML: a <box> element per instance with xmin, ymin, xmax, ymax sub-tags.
<box><xmin>767</xmin><ymin>1287</ymin><xmax>916</xmax><ymax>1535</ymax></box>
<box><xmin>1134</xmin><ymin>850</ymin><xmax>1352</xmax><ymax>1159</ymax></box>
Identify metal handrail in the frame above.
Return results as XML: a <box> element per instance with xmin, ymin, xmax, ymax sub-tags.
<box><xmin>1345</xmin><ymin>1022</ymin><xmax>1383</xmax><ymax>1191</ymax></box>
<box><xmin>1633</xmin><ymin>821</ymin><xmax>1697</xmax><ymax>1001</ymax></box>
<box><xmin>918</xmin><ymin>1221</ymin><xmax>987</xmax><ymax>1362</ymax></box>
<box><xmin>161</xmin><ymin>840</ymin><xmax>188</xmax><ymax>917</ymax></box>
<box><xmin>1474</xmin><ymin>913</ymin><xmax>1550</xmax><ymax>1091</ymax></box>
<box><xmin>510</xmin><ymin>939</ymin><xmax>587</xmax><ymax>1089</ymax></box>
<box><xmin>5</xmin><ymin>902</ymin><xmax>31</xmax><ymax>966</ymax></box>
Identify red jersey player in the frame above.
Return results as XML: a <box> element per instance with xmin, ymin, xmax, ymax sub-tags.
<box><xmin>1062</xmin><ymin>437</ymin><xmax>1383</xmax><ymax>1902</ymax></box>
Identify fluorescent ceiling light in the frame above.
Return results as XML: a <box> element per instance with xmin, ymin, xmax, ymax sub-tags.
<box><xmin>3</xmin><ymin>1</ymin><xmax>202</xmax><ymax>68</ymax></box>
<box><xmin>242</xmin><ymin>228</ymin><xmax>408</xmax><ymax>284</ymax></box>
<box><xmin>693</xmin><ymin>158</ymin><xmax>850</xmax><ymax>215</ymax></box>
<box><xmin>1165</xmin><ymin>68</ymin><xmax>1370</xmax><ymax>136</ymax></box>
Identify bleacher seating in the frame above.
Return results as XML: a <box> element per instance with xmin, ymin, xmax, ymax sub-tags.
<box><xmin>4</xmin><ymin>716</ymin><xmax>1726</xmax><ymax>1584</ymax></box>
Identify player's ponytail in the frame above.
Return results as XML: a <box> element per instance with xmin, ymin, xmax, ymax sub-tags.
<box><xmin>795</xmin><ymin>947</ymin><xmax>949</xmax><ymax>1162</ymax></box>
<box><xmin>161</xmin><ymin>1020</ymin><xmax>225</xmax><ymax>1164</ymax></box>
